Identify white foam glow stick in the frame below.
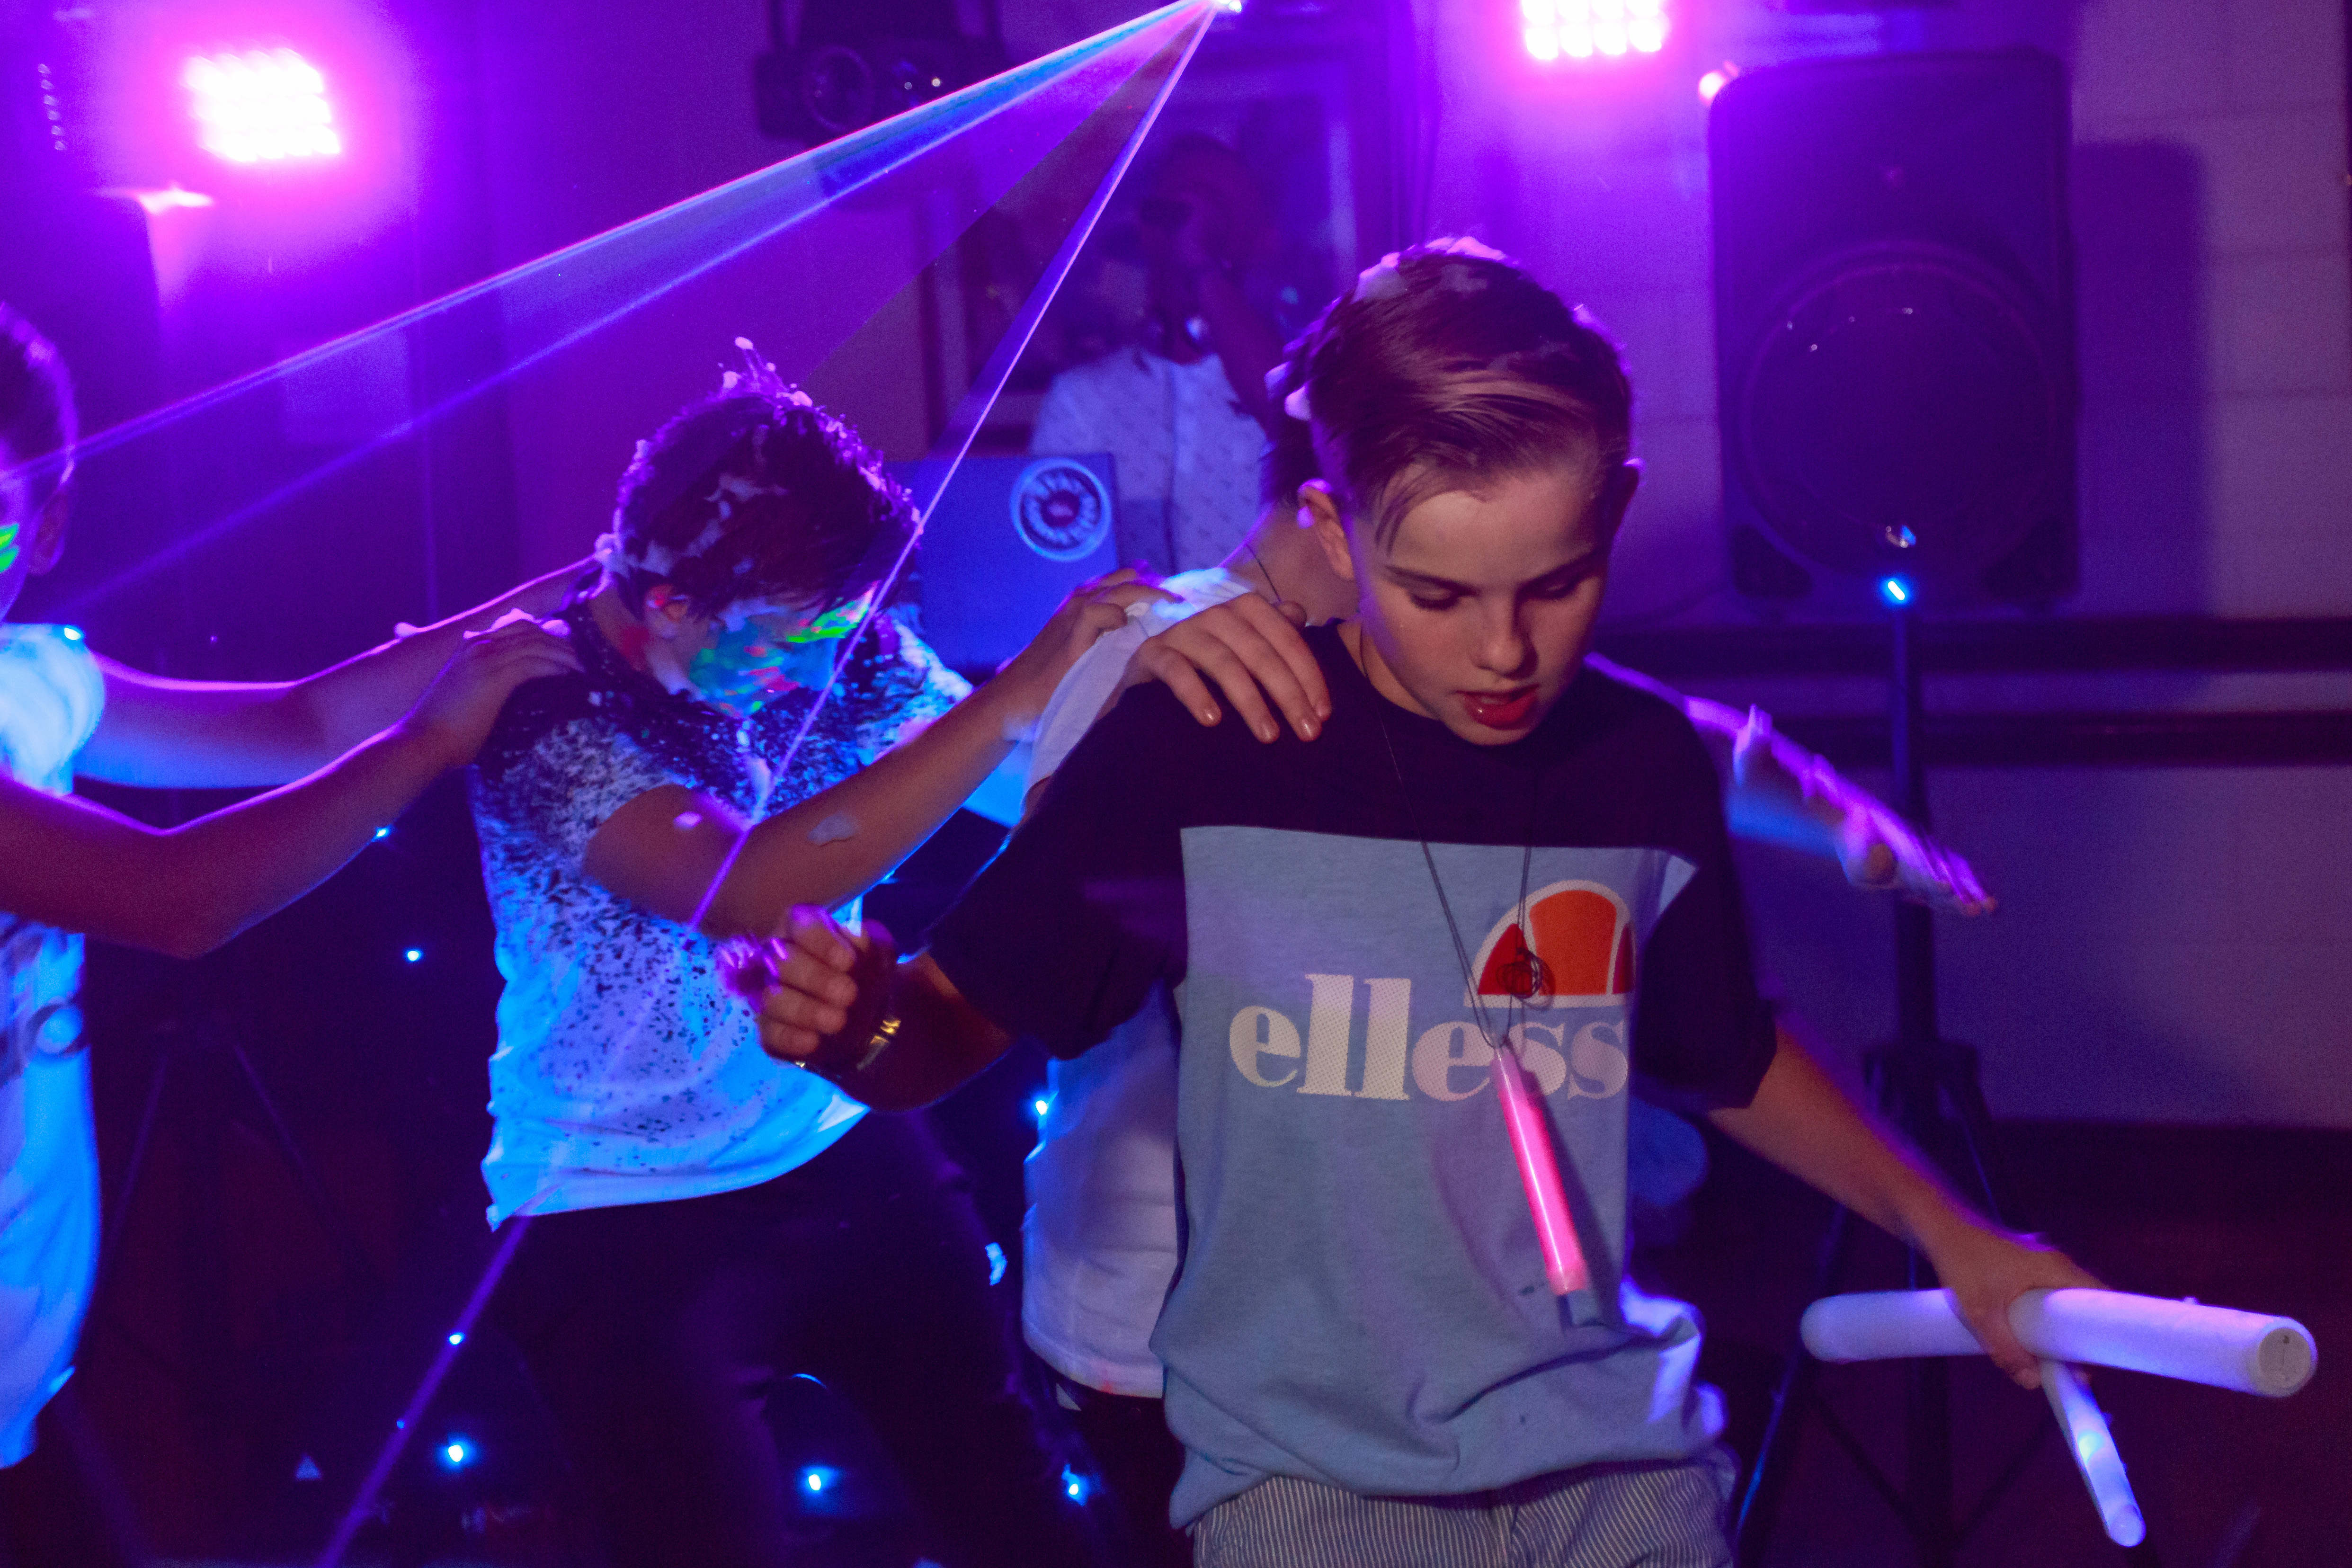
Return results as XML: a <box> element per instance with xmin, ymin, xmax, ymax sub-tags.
<box><xmin>1801</xmin><ymin>1289</ymin><xmax>2316</xmax><ymax>1397</ymax></box>
<box><xmin>1491</xmin><ymin>1046</ymin><xmax>1588</xmax><ymax>1296</ymax></box>
<box><xmin>2042</xmin><ymin>1359</ymin><xmax>2146</xmax><ymax>1547</ymax></box>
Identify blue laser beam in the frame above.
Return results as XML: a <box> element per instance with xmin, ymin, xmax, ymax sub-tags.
<box><xmin>684</xmin><ymin>2</ymin><xmax>1212</xmax><ymax>927</ymax></box>
<box><xmin>308</xmin><ymin>20</ymin><xmax>1219</xmax><ymax>1565</ymax></box>
<box><xmin>57</xmin><ymin>1</ymin><xmax>1214</xmax><ymax>616</ymax></box>
<box><xmin>316</xmin><ymin>1214</ymin><xmax>530</xmax><ymax>1567</ymax></box>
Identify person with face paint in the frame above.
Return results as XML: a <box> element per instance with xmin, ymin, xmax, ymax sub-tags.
<box><xmin>742</xmin><ymin>245</ymin><xmax>2097</xmax><ymax>1566</ymax></box>
<box><xmin>462</xmin><ymin>345</ymin><xmax>1319</xmax><ymax>1568</ymax></box>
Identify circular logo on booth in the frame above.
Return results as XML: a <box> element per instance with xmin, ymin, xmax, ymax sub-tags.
<box><xmin>1011</xmin><ymin>458</ymin><xmax>1112</xmax><ymax>562</ymax></box>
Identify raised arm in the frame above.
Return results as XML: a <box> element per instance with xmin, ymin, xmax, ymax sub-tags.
<box><xmin>0</xmin><ymin>617</ymin><xmax>577</xmax><ymax>957</ymax></box>
<box><xmin>579</xmin><ymin>579</ymin><xmax>1159</xmax><ymax>936</ymax></box>
<box><xmin>1582</xmin><ymin>653</ymin><xmax>1993</xmax><ymax>914</ymax></box>
<box><xmin>78</xmin><ymin>559</ymin><xmax>588</xmax><ymax>789</ymax></box>
<box><xmin>1723</xmin><ymin>704</ymin><xmax>1992</xmax><ymax>913</ymax></box>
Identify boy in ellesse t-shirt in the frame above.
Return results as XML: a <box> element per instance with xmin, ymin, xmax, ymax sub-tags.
<box><xmin>742</xmin><ymin>244</ymin><xmax>2095</xmax><ymax>1563</ymax></box>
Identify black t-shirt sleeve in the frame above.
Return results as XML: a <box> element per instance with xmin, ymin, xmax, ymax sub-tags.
<box><xmin>927</xmin><ymin>684</ymin><xmax>1192</xmax><ymax>1057</ymax></box>
<box><xmin>1625</xmin><ymin>710</ymin><xmax>1779</xmax><ymax>1111</ymax></box>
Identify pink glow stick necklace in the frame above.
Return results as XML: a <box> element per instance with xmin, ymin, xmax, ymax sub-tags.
<box><xmin>1492</xmin><ymin>1038</ymin><xmax>1590</xmax><ymax>1294</ymax></box>
<box><xmin>1372</xmin><ymin>689</ymin><xmax>1591</xmax><ymax>1298</ymax></box>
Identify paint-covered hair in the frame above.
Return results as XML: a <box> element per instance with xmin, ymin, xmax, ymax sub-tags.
<box><xmin>1271</xmin><ymin>239</ymin><xmax>1630</xmax><ymax>544</ymax></box>
<box><xmin>599</xmin><ymin>347</ymin><xmax>913</xmax><ymax>620</ymax></box>
<box><xmin>0</xmin><ymin>305</ymin><xmax>77</xmax><ymax>513</ymax></box>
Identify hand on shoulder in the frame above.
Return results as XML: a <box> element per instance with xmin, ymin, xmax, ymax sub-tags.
<box><xmin>393</xmin><ymin>614</ymin><xmax>580</xmax><ymax>770</ymax></box>
<box><xmin>1126</xmin><ymin>594</ymin><xmax>1329</xmax><ymax>744</ymax></box>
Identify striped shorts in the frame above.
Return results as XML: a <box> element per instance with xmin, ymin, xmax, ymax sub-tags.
<box><xmin>1190</xmin><ymin>1448</ymin><xmax>1738</xmax><ymax>1568</ymax></box>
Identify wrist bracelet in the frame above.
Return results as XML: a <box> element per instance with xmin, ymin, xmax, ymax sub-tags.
<box><xmin>853</xmin><ymin>1011</ymin><xmax>903</xmax><ymax>1073</ymax></box>
<box><xmin>800</xmin><ymin>1011</ymin><xmax>901</xmax><ymax>1081</ymax></box>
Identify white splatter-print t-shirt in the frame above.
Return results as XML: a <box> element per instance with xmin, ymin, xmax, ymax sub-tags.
<box><xmin>0</xmin><ymin>623</ymin><xmax>104</xmax><ymax>1464</ymax></box>
<box><xmin>468</xmin><ymin>598</ymin><xmax>969</xmax><ymax>1226</ymax></box>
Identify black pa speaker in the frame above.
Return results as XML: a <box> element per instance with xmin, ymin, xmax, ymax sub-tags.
<box><xmin>1710</xmin><ymin>50</ymin><xmax>2078</xmax><ymax>608</ymax></box>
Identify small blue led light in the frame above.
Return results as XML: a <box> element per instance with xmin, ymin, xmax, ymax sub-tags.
<box><xmin>440</xmin><ymin>1437</ymin><xmax>472</xmax><ymax>1470</ymax></box>
<box><xmin>1032</xmin><ymin>1096</ymin><xmax>1051</xmax><ymax>1122</ymax></box>
<box><xmin>985</xmin><ymin>1242</ymin><xmax>1007</xmax><ymax>1286</ymax></box>
<box><xmin>1062</xmin><ymin>1465</ymin><xmax>1091</xmax><ymax>1504</ymax></box>
<box><xmin>373</xmin><ymin>826</ymin><xmax>392</xmax><ymax>840</ymax></box>
<box><xmin>800</xmin><ymin>1466</ymin><xmax>840</xmax><ymax>1494</ymax></box>
<box><xmin>403</xmin><ymin>948</ymin><xmax>424</xmax><ymax>964</ymax></box>
<box><xmin>1878</xmin><ymin>576</ymin><xmax>1912</xmax><ymax>606</ymax></box>
<box><xmin>447</xmin><ymin>1331</ymin><xmax>465</xmax><ymax>1346</ymax></box>
<box><xmin>59</xmin><ymin>625</ymin><xmax>83</xmax><ymax>642</ymax></box>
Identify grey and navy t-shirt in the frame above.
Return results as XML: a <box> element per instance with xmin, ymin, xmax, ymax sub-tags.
<box><xmin>931</xmin><ymin>624</ymin><xmax>1776</xmax><ymax>1523</ymax></box>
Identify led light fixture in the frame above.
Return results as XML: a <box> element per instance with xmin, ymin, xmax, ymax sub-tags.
<box><xmin>1522</xmin><ymin>0</ymin><xmax>1667</xmax><ymax>62</ymax></box>
<box><xmin>184</xmin><ymin>48</ymin><xmax>342</xmax><ymax>164</ymax></box>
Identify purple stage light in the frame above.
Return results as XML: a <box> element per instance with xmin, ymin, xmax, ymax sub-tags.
<box><xmin>1522</xmin><ymin>0</ymin><xmax>1668</xmax><ymax>62</ymax></box>
<box><xmin>184</xmin><ymin>48</ymin><xmax>342</xmax><ymax>164</ymax></box>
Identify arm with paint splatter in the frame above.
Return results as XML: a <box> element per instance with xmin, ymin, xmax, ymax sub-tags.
<box><xmin>580</xmin><ymin>581</ymin><xmax>1154</xmax><ymax>938</ymax></box>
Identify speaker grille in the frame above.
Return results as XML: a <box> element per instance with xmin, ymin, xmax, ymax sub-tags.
<box><xmin>1731</xmin><ymin>244</ymin><xmax>2063</xmax><ymax>584</ymax></box>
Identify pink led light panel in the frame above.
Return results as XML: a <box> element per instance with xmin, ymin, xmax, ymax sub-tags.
<box><xmin>1522</xmin><ymin>0</ymin><xmax>1668</xmax><ymax>61</ymax></box>
<box><xmin>184</xmin><ymin>48</ymin><xmax>342</xmax><ymax>163</ymax></box>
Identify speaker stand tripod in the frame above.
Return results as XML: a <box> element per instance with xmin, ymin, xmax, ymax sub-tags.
<box><xmin>1729</xmin><ymin>600</ymin><xmax>2158</xmax><ymax>1568</ymax></box>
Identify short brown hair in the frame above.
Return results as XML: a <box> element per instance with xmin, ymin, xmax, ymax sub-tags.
<box><xmin>1275</xmin><ymin>243</ymin><xmax>1630</xmax><ymax>544</ymax></box>
<box><xmin>607</xmin><ymin>388</ymin><xmax>912</xmax><ymax>618</ymax></box>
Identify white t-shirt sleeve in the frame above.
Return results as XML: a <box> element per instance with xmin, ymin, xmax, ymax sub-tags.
<box><xmin>848</xmin><ymin>616</ymin><xmax>972</xmax><ymax>766</ymax></box>
<box><xmin>0</xmin><ymin>627</ymin><xmax>103</xmax><ymax>792</ymax></box>
<box><xmin>1023</xmin><ymin>568</ymin><xmax>1254</xmax><ymax>797</ymax></box>
<box><xmin>1023</xmin><ymin>618</ymin><xmax>1153</xmax><ymax>798</ymax></box>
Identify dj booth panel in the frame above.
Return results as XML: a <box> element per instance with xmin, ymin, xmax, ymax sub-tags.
<box><xmin>903</xmin><ymin>450</ymin><xmax>1120</xmax><ymax>675</ymax></box>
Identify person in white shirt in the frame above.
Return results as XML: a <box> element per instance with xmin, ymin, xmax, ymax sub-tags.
<box><xmin>1031</xmin><ymin>134</ymin><xmax>1289</xmax><ymax>574</ymax></box>
<box><xmin>462</xmin><ymin>340</ymin><xmax>1329</xmax><ymax>1568</ymax></box>
<box><xmin>0</xmin><ymin>302</ymin><xmax>574</xmax><ymax>1547</ymax></box>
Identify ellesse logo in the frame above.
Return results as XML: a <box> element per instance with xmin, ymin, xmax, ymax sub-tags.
<box><xmin>1221</xmin><ymin>881</ymin><xmax>1636</xmax><ymax>1105</ymax></box>
<box><xmin>1464</xmin><ymin>881</ymin><xmax>1634</xmax><ymax>1008</ymax></box>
